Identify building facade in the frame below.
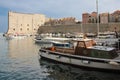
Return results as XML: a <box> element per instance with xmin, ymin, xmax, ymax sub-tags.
<box><xmin>100</xmin><ymin>13</ymin><xmax>109</xmax><ymax>23</ymax></box>
<box><xmin>82</xmin><ymin>12</ymin><xmax>97</xmax><ymax>23</ymax></box>
<box><xmin>109</xmin><ymin>10</ymin><xmax>120</xmax><ymax>22</ymax></box>
<box><xmin>44</xmin><ymin>17</ymin><xmax>76</xmax><ymax>26</ymax></box>
<box><xmin>7</xmin><ymin>11</ymin><xmax>46</xmax><ymax>35</ymax></box>
<box><xmin>82</xmin><ymin>13</ymin><xmax>90</xmax><ymax>23</ymax></box>
<box><xmin>82</xmin><ymin>10</ymin><xmax>120</xmax><ymax>24</ymax></box>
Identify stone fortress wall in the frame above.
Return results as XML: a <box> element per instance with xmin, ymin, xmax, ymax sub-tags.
<box><xmin>38</xmin><ymin>23</ymin><xmax>120</xmax><ymax>34</ymax></box>
<box><xmin>7</xmin><ymin>11</ymin><xmax>120</xmax><ymax>35</ymax></box>
<box><xmin>7</xmin><ymin>11</ymin><xmax>46</xmax><ymax>35</ymax></box>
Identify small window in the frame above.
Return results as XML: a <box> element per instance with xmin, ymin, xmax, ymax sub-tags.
<box><xmin>21</xmin><ymin>24</ymin><xmax>22</xmax><ymax>26</ymax></box>
<box><xmin>13</xmin><ymin>28</ymin><xmax>15</xmax><ymax>31</ymax></box>
<box><xmin>20</xmin><ymin>28</ymin><xmax>22</xmax><ymax>31</ymax></box>
<box><xmin>27</xmin><ymin>28</ymin><xmax>29</xmax><ymax>31</ymax></box>
<box><xmin>34</xmin><ymin>28</ymin><xmax>36</xmax><ymax>30</ymax></box>
<box><xmin>27</xmin><ymin>24</ymin><xmax>29</xmax><ymax>26</ymax></box>
<box><xmin>78</xmin><ymin>42</ymin><xmax>85</xmax><ymax>47</ymax></box>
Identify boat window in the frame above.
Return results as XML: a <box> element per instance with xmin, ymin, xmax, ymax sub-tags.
<box><xmin>85</xmin><ymin>41</ymin><xmax>92</xmax><ymax>47</ymax></box>
<box><xmin>90</xmin><ymin>49</ymin><xmax>111</xmax><ymax>59</ymax></box>
<box><xmin>78</xmin><ymin>42</ymin><xmax>85</xmax><ymax>47</ymax></box>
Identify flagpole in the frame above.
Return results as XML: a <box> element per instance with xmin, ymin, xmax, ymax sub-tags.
<box><xmin>96</xmin><ymin>0</ymin><xmax>99</xmax><ymax>36</ymax></box>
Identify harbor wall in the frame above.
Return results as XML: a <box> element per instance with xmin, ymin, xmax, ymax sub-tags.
<box><xmin>38</xmin><ymin>23</ymin><xmax>120</xmax><ymax>33</ymax></box>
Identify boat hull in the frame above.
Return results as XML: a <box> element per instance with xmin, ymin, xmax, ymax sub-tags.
<box><xmin>34</xmin><ymin>39</ymin><xmax>52</xmax><ymax>44</ymax></box>
<box><xmin>39</xmin><ymin>49</ymin><xmax>120</xmax><ymax>72</ymax></box>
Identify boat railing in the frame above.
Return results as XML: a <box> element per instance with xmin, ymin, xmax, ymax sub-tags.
<box><xmin>46</xmin><ymin>46</ymin><xmax>75</xmax><ymax>54</ymax></box>
<box><xmin>55</xmin><ymin>47</ymin><xmax>75</xmax><ymax>54</ymax></box>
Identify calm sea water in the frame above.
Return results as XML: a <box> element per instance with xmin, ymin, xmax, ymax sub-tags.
<box><xmin>0</xmin><ymin>33</ymin><xmax>120</xmax><ymax>80</ymax></box>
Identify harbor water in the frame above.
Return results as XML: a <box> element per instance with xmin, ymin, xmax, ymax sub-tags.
<box><xmin>0</xmin><ymin>33</ymin><xmax>120</xmax><ymax>80</ymax></box>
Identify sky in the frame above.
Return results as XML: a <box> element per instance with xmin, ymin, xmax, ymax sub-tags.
<box><xmin>0</xmin><ymin>0</ymin><xmax>120</xmax><ymax>33</ymax></box>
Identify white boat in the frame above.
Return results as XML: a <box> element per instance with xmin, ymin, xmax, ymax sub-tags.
<box><xmin>34</xmin><ymin>36</ymin><xmax>72</xmax><ymax>44</ymax></box>
<box><xmin>6</xmin><ymin>34</ymin><xmax>27</xmax><ymax>40</ymax></box>
<box><xmin>94</xmin><ymin>32</ymin><xmax>119</xmax><ymax>46</ymax></box>
<box><xmin>34</xmin><ymin>37</ymin><xmax>52</xmax><ymax>44</ymax></box>
<box><xmin>39</xmin><ymin>38</ymin><xmax>120</xmax><ymax>72</ymax></box>
<box><xmin>51</xmin><ymin>41</ymin><xmax>71</xmax><ymax>48</ymax></box>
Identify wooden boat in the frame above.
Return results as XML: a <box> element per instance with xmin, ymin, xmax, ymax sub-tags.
<box><xmin>39</xmin><ymin>38</ymin><xmax>120</xmax><ymax>72</ymax></box>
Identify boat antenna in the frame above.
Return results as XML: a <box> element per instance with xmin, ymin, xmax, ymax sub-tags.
<box><xmin>96</xmin><ymin>0</ymin><xmax>99</xmax><ymax>37</ymax></box>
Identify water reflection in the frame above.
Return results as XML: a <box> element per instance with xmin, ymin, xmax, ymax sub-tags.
<box><xmin>0</xmin><ymin>36</ymin><xmax>49</xmax><ymax>80</ymax></box>
<box><xmin>0</xmin><ymin>35</ymin><xmax>120</xmax><ymax>80</ymax></box>
<box><xmin>39</xmin><ymin>58</ymin><xmax>120</xmax><ymax>80</ymax></box>
<box><xmin>8</xmin><ymin>37</ymin><xmax>39</xmax><ymax>59</ymax></box>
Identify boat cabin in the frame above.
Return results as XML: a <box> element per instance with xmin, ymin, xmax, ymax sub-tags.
<box><xmin>74</xmin><ymin>39</ymin><xmax>118</xmax><ymax>59</ymax></box>
<box><xmin>48</xmin><ymin>39</ymin><xmax>118</xmax><ymax>59</ymax></box>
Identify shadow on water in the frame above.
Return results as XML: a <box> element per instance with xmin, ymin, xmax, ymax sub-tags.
<box><xmin>39</xmin><ymin>58</ymin><xmax>120</xmax><ymax>80</ymax></box>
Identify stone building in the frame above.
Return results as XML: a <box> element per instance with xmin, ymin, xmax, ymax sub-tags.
<box><xmin>7</xmin><ymin>11</ymin><xmax>46</xmax><ymax>35</ymax></box>
<box><xmin>100</xmin><ymin>13</ymin><xmax>109</xmax><ymax>23</ymax></box>
<box><xmin>44</xmin><ymin>17</ymin><xmax>76</xmax><ymax>26</ymax></box>
<box><xmin>82</xmin><ymin>13</ymin><xmax>90</xmax><ymax>23</ymax></box>
<box><xmin>109</xmin><ymin>10</ymin><xmax>120</xmax><ymax>22</ymax></box>
<box><xmin>82</xmin><ymin>10</ymin><xmax>120</xmax><ymax>23</ymax></box>
<box><xmin>82</xmin><ymin>12</ymin><xmax>97</xmax><ymax>23</ymax></box>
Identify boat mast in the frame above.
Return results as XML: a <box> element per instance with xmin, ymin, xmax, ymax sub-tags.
<box><xmin>96</xmin><ymin>0</ymin><xmax>99</xmax><ymax>36</ymax></box>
